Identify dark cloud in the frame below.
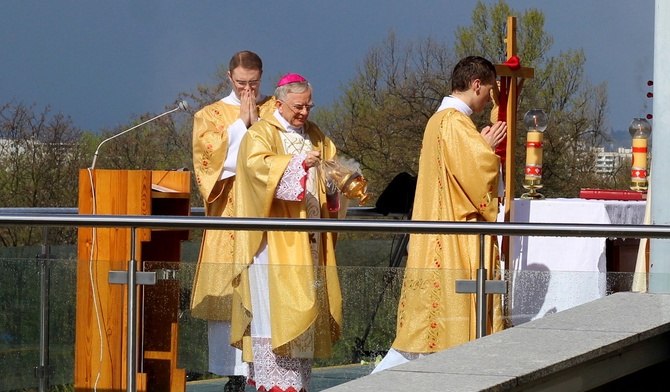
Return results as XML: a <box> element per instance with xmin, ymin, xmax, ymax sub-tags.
<box><xmin>0</xmin><ymin>1</ymin><xmax>654</xmax><ymax>132</ymax></box>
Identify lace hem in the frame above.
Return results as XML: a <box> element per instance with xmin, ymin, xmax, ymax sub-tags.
<box><xmin>249</xmin><ymin>337</ymin><xmax>311</xmax><ymax>392</ymax></box>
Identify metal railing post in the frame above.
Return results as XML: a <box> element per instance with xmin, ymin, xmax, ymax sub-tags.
<box><xmin>107</xmin><ymin>227</ymin><xmax>156</xmax><ymax>392</ymax></box>
<box><xmin>35</xmin><ymin>226</ymin><xmax>53</xmax><ymax>391</ymax></box>
<box><xmin>456</xmin><ymin>234</ymin><xmax>507</xmax><ymax>339</ymax></box>
<box><xmin>126</xmin><ymin>227</ymin><xmax>138</xmax><ymax>392</ymax></box>
<box><xmin>476</xmin><ymin>235</ymin><xmax>487</xmax><ymax>338</ymax></box>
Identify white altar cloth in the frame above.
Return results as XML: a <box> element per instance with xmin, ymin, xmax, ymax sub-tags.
<box><xmin>505</xmin><ymin>198</ymin><xmax>645</xmax><ymax>325</ymax></box>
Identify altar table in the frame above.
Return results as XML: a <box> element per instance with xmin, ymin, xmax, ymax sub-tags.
<box><xmin>505</xmin><ymin>198</ymin><xmax>645</xmax><ymax>325</ymax></box>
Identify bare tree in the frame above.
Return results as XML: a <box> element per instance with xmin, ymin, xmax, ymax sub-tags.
<box><xmin>0</xmin><ymin>101</ymin><xmax>86</xmax><ymax>246</ymax></box>
<box><xmin>316</xmin><ymin>0</ymin><xmax>615</xmax><ymax>201</ymax></box>
<box><xmin>314</xmin><ymin>31</ymin><xmax>456</xmax><ymax>197</ymax></box>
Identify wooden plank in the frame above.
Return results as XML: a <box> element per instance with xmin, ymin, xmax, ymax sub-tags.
<box><xmin>152</xmin><ymin>170</ymin><xmax>191</xmax><ymax>193</ymax></box>
<box><xmin>495</xmin><ymin>64</ymin><xmax>535</xmax><ymax>79</ymax></box>
<box><xmin>143</xmin><ymin>350</ymin><xmax>173</xmax><ymax>360</ymax></box>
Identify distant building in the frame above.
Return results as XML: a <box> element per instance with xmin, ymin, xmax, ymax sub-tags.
<box><xmin>593</xmin><ymin>147</ymin><xmax>633</xmax><ymax>174</ymax></box>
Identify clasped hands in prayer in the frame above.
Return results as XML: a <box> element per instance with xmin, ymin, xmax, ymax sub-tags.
<box><xmin>239</xmin><ymin>89</ymin><xmax>259</xmax><ymax>128</ymax></box>
<box><xmin>481</xmin><ymin>120</ymin><xmax>507</xmax><ymax>150</ymax></box>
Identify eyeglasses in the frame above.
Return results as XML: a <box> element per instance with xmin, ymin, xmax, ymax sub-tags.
<box><xmin>233</xmin><ymin>79</ymin><xmax>260</xmax><ymax>87</ymax></box>
<box><xmin>280</xmin><ymin>100</ymin><xmax>316</xmax><ymax>113</ymax></box>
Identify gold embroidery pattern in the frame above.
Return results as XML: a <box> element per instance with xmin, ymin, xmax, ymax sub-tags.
<box><xmin>425</xmin><ymin>135</ymin><xmax>446</xmax><ymax>349</ymax></box>
<box><xmin>397</xmin><ymin>139</ymin><xmax>447</xmax><ymax>351</ymax></box>
<box><xmin>478</xmin><ymin>185</ymin><xmax>494</xmax><ymax>214</ymax></box>
<box><xmin>396</xmin><ymin>236</ymin><xmax>444</xmax><ymax>351</ymax></box>
<box><xmin>225</xmin><ymin>185</ymin><xmax>235</xmax><ymax>259</ymax></box>
<box><xmin>195</xmin><ymin>107</ymin><xmax>225</xmax><ymax>187</ymax></box>
<box><xmin>426</xmin><ymin>238</ymin><xmax>443</xmax><ymax>350</ymax></box>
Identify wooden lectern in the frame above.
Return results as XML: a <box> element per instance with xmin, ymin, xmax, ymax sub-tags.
<box><xmin>75</xmin><ymin>169</ymin><xmax>190</xmax><ymax>391</ymax></box>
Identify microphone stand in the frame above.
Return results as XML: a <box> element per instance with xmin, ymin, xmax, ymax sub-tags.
<box><xmin>89</xmin><ymin>101</ymin><xmax>188</xmax><ymax>170</ymax></box>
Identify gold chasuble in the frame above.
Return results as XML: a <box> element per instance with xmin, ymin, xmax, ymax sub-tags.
<box><xmin>392</xmin><ymin>108</ymin><xmax>504</xmax><ymax>354</ymax></box>
<box><xmin>232</xmin><ymin>114</ymin><xmax>342</xmax><ymax>360</ymax></box>
<box><xmin>190</xmin><ymin>96</ymin><xmax>276</xmax><ymax>321</ymax></box>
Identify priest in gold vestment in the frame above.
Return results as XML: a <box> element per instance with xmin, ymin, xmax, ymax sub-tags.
<box><xmin>373</xmin><ymin>56</ymin><xmax>508</xmax><ymax>373</ymax></box>
<box><xmin>190</xmin><ymin>50</ymin><xmax>275</xmax><ymax>390</ymax></box>
<box><xmin>232</xmin><ymin>74</ymin><xmax>343</xmax><ymax>392</ymax></box>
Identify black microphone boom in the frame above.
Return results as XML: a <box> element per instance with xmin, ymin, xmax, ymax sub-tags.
<box><xmin>89</xmin><ymin>100</ymin><xmax>189</xmax><ymax>169</ymax></box>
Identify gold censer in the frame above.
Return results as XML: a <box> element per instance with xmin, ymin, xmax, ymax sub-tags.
<box><xmin>322</xmin><ymin>160</ymin><xmax>372</xmax><ymax>205</ymax></box>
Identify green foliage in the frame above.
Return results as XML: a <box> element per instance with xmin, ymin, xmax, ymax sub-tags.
<box><xmin>93</xmin><ymin>115</ymin><xmax>191</xmax><ymax>172</ymax></box>
<box><xmin>317</xmin><ymin>0</ymin><xmax>619</xmax><ymax>200</ymax></box>
<box><xmin>313</xmin><ymin>31</ymin><xmax>455</xmax><ymax>197</ymax></box>
<box><xmin>455</xmin><ymin>0</ymin><xmax>553</xmax><ymax>65</ymax></box>
<box><xmin>455</xmin><ymin>1</ymin><xmax>618</xmax><ymax>197</ymax></box>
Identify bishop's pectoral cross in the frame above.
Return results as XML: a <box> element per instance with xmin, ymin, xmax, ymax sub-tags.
<box><xmin>494</xmin><ymin>16</ymin><xmax>535</xmax><ymax>268</ymax></box>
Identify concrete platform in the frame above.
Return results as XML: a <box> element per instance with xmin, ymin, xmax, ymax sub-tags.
<box><xmin>323</xmin><ymin>292</ymin><xmax>670</xmax><ymax>391</ymax></box>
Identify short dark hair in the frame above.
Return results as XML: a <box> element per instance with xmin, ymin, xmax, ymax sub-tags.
<box><xmin>229</xmin><ymin>50</ymin><xmax>263</xmax><ymax>73</ymax></box>
<box><xmin>451</xmin><ymin>56</ymin><xmax>496</xmax><ymax>92</ymax></box>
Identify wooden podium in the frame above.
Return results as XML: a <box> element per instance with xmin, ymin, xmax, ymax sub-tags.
<box><xmin>75</xmin><ymin>169</ymin><xmax>190</xmax><ymax>391</ymax></box>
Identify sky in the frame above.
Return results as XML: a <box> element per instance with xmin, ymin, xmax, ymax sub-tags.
<box><xmin>0</xmin><ymin>1</ymin><xmax>655</xmax><ymax>135</ymax></box>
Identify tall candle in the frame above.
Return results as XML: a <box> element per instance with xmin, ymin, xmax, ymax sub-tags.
<box><xmin>524</xmin><ymin>130</ymin><xmax>544</xmax><ymax>181</ymax></box>
<box><xmin>631</xmin><ymin>136</ymin><xmax>648</xmax><ymax>181</ymax></box>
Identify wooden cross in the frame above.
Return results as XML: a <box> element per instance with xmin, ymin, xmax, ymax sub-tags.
<box><xmin>493</xmin><ymin>16</ymin><xmax>535</xmax><ymax>267</ymax></box>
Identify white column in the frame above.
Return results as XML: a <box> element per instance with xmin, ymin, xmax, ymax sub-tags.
<box><xmin>649</xmin><ymin>0</ymin><xmax>670</xmax><ymax>292</ymax></box>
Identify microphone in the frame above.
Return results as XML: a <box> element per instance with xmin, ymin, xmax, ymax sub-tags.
<box><xmin>90</xmin><ymin>100</ymin><xmax>189</xmax><ymax>169</ymax></box>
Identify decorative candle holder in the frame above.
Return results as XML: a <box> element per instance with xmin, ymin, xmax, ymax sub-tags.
<box><xmin>322</xmin><ymin>159</ymin><xmax>372</xmax><ymax>205</ymax></box>
<box><xmin>629</xmin><ymin>118</ymin><xmax>652</xmax><ymax>191</ymax></box>
<box><xmin>521</xmin><ymin>109</ymin><xmax>548</xmax><ymax>200</ymax></box>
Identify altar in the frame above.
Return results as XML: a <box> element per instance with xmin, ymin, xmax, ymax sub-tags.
<box><xmin>505</xmin><ymin>198</ymin><xmax>646</xmax><ymax>325</ymax></box>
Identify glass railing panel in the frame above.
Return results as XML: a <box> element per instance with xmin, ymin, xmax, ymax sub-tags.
<box><xmin>44</xmin><ymin>255</ymin><xmax>77</xmax><ymax>389</ymax></box>
<box><xmin>0</xmin><ymin>239</ymin><xmax>649</xmax><ymax>391</ymax></box>
<box><xmin>504</xmin><ymin>269</ymin><xmax>639</xmax><ymax>326</ymax></box>
<box><xmin>0</xmin><ymin>254</ymin><xmax>77</xmax><ymax>391</ymax></box>
<box><xmin>1</xmin><ymin>256</ymin><xmax>43</xmax><ymax>391</ymax></box>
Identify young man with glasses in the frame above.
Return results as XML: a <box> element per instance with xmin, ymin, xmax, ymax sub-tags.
<box><xmin>190</xmin><ymin>50</ymin><xmax>276</xmax><ymax>392</ymax></box>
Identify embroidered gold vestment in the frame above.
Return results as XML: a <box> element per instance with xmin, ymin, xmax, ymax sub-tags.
<box><xmin>392</xmin><ymin>108</ymin><xmax>504</xmax><ymax>353</ymax></box>
<box><xmin>232</xmin><ymin>114</ymin><xmax>342</xmax><ymax>359</ymax></box>
<box><xmin>190</xmin><ymin>96</ymin><xmax>276</xmax><ymax>320</ymax></box>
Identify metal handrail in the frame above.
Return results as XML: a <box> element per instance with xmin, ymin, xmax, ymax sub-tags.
<box><xmin>1</xmin><ymin>212</ymin><xmax>668</xmax><ymax>238</ymax></box>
